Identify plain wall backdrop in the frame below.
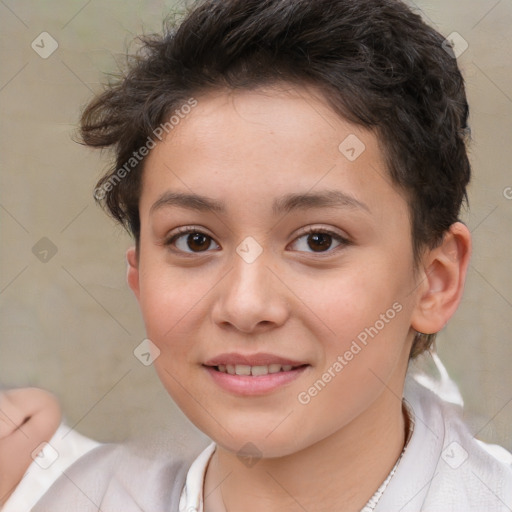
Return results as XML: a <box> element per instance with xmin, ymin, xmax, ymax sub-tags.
<box><xmin>1</xmin><ymin>0</ymin><xmax>511</xmax><ymax>451</ymax></box>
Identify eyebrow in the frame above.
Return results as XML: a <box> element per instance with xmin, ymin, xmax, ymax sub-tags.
<box><xmin>150</xmin><ymin>189</ymin><xmax>371</xmax><ymax>216</ymax></box>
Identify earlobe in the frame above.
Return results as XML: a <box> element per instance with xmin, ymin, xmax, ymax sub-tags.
<box><xmin>126</xmin><ymin>246</ymin><xmax>140</xmax><ymax>300</ymax></box>
<box><xmin>411</xmin><ymin>222</ymin><xmax>472</xmax><ymax>335</ymax></box>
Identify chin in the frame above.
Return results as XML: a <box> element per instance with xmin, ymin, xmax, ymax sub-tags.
<box><xmin>214</xmin><ymin>432</ymin><xmax>305</xmax><ymax>460</ymax></box>
<box><xmin>191</xmin><ymin>409</ymin><xmax>320</xmax><ymax>459</ymax></box>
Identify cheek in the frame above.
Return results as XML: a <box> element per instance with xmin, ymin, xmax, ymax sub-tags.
<box><xmin>292</xmin><ymin>292</ymin><xmax>411</xmax><ymax>449</ymax></box>
<box><xmin>297</xmin><ymin>261</ymin><xmax>402</xmax><ymax>335</ymax></box>
<box><xmin>137</xmin><ymin>259</ymin><xmax>207</xmax><ymax>344</ymax></box>
<box><xmin>137</xmin><ymin>267</ymin><xmax>206</xmax><ymax>408</ymax></box>
<box><xmin>300</xmin><ymin>259</ymin><xmax>413</xmax><ymax>380</ymax></box>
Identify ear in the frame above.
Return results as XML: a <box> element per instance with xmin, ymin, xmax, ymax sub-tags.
<box><xmin>411</xmin><ymin>222</ymin><xmax>471</xmax><ymax>335</ymax></box>
<box><xmin>126</xmin><ymin>246</ymin><xmax>140</xmax><ymax>301</ymax></box>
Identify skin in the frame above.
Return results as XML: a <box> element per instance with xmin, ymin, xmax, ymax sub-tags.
<box><xmin>0</xmin><ymin>388</ymin><xmax>61</xmax><ymax>505</ymax></box>
<box><xmin>126</xmin><ymin>83</ymin><xmax>471</xmax><ymax>511</ymax></box>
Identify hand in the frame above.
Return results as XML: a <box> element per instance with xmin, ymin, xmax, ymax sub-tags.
<box><xmin>0</xmin><ymin>391</ymin><xmax>27</xmax><ymax>440</ymax></box>
<box><xmin>0</xmin><ymin>388</ymin><xmax>61</xmax><ymax>505</ymax></box>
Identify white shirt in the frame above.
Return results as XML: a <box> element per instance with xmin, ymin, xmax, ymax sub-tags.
<box><xmin>1</xmin><ymin>423</ymin><xmax>99</xmax><ymax>512</ymax></box>
<box><xmin>179</xmin><ymin>441</ymin><xmax>216</xmax><ymax>512</ymax></box>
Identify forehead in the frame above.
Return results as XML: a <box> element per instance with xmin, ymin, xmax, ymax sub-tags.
<box><xmin>140</xmin><ymin>84</ymin><xmax>407</xmax><ymax>222</ymax></box>
<box><xmin>154</xmin><ymin>84</ymin><xmax>373</xmax><ymax>164</ymax></box>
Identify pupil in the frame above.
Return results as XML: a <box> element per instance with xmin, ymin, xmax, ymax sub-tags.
<box><xmin>188</xmin><ymin>233</ymin><xmax>210</xmax><ymax>251</ymax></box>
<box><xmin>309</xmin><ymin>233</ymin><xmax>331</xmax><ymax>252</ymax></box>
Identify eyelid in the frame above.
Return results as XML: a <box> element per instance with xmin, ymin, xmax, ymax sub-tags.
<box><xmin>293</xmin><ymin>225</ymin><xmax>350</xmax><ymax>241</ymax></box>
<box><xmin>165</xmin><ymin>225</ymin><xmax>211</xmax><ymax>240</ymax></box>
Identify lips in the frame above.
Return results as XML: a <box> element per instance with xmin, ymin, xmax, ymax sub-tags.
<box><xmin>204</xmin><ymin>352</ymin><xmax>306</xmax><ymax>368</ymax></box>
<box><xmin>216</xmin><ymin>363</ymin><xmax>298</xmax><ymax>376</ymax></box>
<box><xmin>203</xmin><ymin>353</ymin><xmax>310</xmax><ymax>395</ymax></box>
<box><xmin>203</xmin><ymin>353</ymin><xmax>308</xmax><ymax>376</ymax></box>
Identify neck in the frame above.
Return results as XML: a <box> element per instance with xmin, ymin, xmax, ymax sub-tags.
<box><xmin>204</xmin><ymin>383</ymin><xmax>408</xmax><ymax>512</ymax></box>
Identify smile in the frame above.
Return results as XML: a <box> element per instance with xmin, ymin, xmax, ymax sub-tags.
<box><xmin>202</xmin><ymin>353</ymin><xmax>310</xmax><ymax>395</ymax></box>
<box><xmin>214</xmin><ymin>363</ymin><xmax>301</xmax><ymax>376</ymax></box>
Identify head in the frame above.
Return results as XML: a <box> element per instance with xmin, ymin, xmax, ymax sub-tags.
<box><xmin>81</xmin><ymin>0</ymin><xmax>471</xmax><ymax>456</ymax></box>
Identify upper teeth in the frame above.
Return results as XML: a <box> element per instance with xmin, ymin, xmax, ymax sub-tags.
<box><xmin>217</xmin><ymin>364</ymin><xmax>294</xmax><ymax>376</ymax></box>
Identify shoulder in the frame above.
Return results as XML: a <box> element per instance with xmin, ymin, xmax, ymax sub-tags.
<box><xmin>33</xmin><ymin>439</ymin><xmax>201</xmax><ymax>511</ymax></box>
<box><xmin>391</xmin><ymin>377</ymin><xmax>512</xmax><ymax>511</ymax></box>
<box><xmin>424</xmin><ymin>393</ymin><xmax>512</xmax><ymax>511</ymax></box>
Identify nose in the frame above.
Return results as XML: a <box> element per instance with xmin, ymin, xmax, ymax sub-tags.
<box><xmin>210</xmin><ymin>248</ymin><xmax>291</xmax><ymax>335</ymax></box>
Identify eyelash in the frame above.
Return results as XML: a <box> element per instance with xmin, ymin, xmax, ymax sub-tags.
<box><xmin>164</xmin><ymin>225</ymin><xmax>351</xmax><ymax>257</ymax></box>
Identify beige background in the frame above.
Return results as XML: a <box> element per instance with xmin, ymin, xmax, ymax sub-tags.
<box><xmin>1</xmin><ymin>0</ymin><xmax>511</xmax><ymax>451</ymax></box>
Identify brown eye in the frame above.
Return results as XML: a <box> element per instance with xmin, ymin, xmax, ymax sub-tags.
<box><xmin>166</xmin><ymin>229</ymin><xmax>220</xmax><ymax>254</ymax></box>
<box><xmin>290</xmin><ymin>228</ymin><xmax>348</xmax><ymax>255</ymax></box>
<box><xmin>306</xmin><ymin>232</ymin><xmax>333</xmax><ymax>252</ymax></box>
<box><xmin>184</xmin><ymin>232</ymin><xmax>211</xmax><ymax>252</ymax></box>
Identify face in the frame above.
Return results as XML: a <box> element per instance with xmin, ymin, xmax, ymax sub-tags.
<box><xmin>129</xmin><ymin>85</ymin><xmax>422</xmax><ymax>457</ymax></box>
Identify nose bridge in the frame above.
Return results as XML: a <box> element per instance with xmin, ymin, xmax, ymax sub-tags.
<box><xmin>212</xmin><ymin>239</ymin><xmax>289</xmax><ymax>333</ymax></box>
<box><xmin>231</xmin><ymin>247</ymin><xmax>272</xmax><ymax>300</ymax></box>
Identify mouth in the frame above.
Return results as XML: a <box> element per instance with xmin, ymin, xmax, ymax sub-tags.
<box><xmin>210</xmin><ymin>363</ymin><xmax>307</xmax><ymax>376</ymax></box>
<box><xmin>202</xmin><ymin>353</ymin><xmax>310</xmax><ymax>395</ymax></box>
